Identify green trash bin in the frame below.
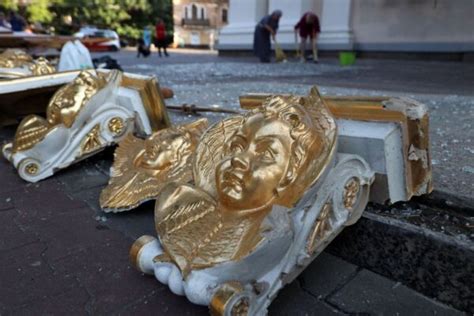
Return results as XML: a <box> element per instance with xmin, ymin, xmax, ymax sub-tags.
<box><xmin>339</xmin><ymin>51</ymin><xmax>356</xmax><ymax>66</ymax></box>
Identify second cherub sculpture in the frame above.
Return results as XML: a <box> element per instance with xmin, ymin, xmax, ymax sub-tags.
<box><xmin>100</xmin><ymin>119</ymin><xmax>208</xmax><ymax>212</ymax></box>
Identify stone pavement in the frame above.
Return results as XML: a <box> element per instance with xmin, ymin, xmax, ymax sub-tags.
<box><xmin>0</xmin><ymin>142</ymin><xmax>463</xmax><ymax>315</ymax></box>
<box><xmin>1</xmin><ymin>49</ymin><xmax>472</xmax><ymax>315</ymax></box>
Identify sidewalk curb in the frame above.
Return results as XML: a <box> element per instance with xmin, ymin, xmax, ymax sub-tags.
<box><xmin>327</xmin><ymin>193</ymin><xmax>473</xmax><ymax>313</ymax></box>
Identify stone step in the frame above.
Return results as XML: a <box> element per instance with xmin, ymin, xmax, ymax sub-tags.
<box><xmin>327</xmin><ymin>190</ymin><xmax>474</xmax><ymax>313</ymax></box>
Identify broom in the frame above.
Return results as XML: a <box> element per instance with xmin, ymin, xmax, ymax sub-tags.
<box><xmin>274</xmin><ymin>39</ymin><xmax>287</xmax><ymax>63</ymax></box>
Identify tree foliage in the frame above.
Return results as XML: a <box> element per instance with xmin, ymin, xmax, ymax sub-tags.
<box><xmin>1</xmin><ymin>0</ymin><xmax>173</xmax><ymax>40</ymax></box>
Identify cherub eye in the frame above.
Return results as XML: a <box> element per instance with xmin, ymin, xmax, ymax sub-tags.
<box><xmin>260</xmin><ymin>148</ymin><xmax>275</xmax><ymax>162</ymax></box>
<box><xmin>229</xmin><ymin>141</ymin><xmax>244</xmax><ymax>154</ymax></box>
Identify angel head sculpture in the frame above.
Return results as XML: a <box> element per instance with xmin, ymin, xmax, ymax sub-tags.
<box><xmin>0</xmin><ymin>49</ymin><xmax>55</xmax><ymax>78</ymax></box>
<box><xmin>100</xmin><ymin>119</ymin><xmax>209</xmax><ymax>212</ymax></box>
<box><xmin>0</xmin><ymin>49</ymin><xmax>33</xmax><ymax>68</ymax></box>
<box><xmin>47</xmin><ymin>70</ymin><xmax>106</xmax><ymax>127</ymax></box>
<box><xmin>153</xmin><ymin>87</ymin><xmax>337</xmax><ymax>276</ymax></box>
<box><xmin>6</xmin><ymin>70</ymin><xmax>107</xmax><ymax>155</ymax></box>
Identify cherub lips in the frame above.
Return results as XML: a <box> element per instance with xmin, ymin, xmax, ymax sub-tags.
<box><xmin>222</xmin><ymin>171</ymin><xmax>244</xmax><ymax>193</ymax></box>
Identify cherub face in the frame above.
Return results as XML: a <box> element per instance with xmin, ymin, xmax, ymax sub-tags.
<box><xmin>47</xmin><ymin>83</ymin><xmax>83</xmax><ymax>125</ymax></box>
<box><xmin>215</xmin><ymin>112</ymin><xmax>293</xmax><ymax>211</ymax></box>
<box><xmin>135</xmin><ymin>133</ymin><xmax>188</xmax><ymax>175</ymax></box>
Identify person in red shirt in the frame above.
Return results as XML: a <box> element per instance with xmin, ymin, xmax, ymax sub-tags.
<box><xmin>294</xmin><ymin>12</ymin><xmax>320</xmax><ymax>63</ymax></box>
<box><xmin>155</xmin><ymin>19</ymin><xmax>169</xmax><ymax>57</ymax></box>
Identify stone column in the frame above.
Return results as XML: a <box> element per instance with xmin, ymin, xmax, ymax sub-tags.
<box><xmin>318</xmin><ymin>0</ymin><xmax>354</xmax><ymax>50</ymax></box>
<box><xmin>218</xmin><ymin>0</ymin><xmax>268</xmax><ymax>49</ymax></box>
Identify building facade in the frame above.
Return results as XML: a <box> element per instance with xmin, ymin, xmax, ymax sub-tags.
<box><xmin>218</xmin><ymin>0</ymin><xmax>474</xmax><ymax>54</ymax></box>
<box><xmin>173</xmin><ymin>0</ymin><xmax>229</xmax><ymax>48</ymax></box>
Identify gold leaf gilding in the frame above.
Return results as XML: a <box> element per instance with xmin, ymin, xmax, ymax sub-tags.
<box><xmin>10</xmin><ymin>71</ymin><xmax>106</xmax><ymax>154</ymax></box>
<box><xmin>81</xmin><ymin>124</ymin><xmax>102</xmax><ymax>155</ymax></box>
<box><xmin>154</xmin><ymin>87</ymin><xmax>337</xmax><ymax>275</ymax></box>
<box><xmin>100</xmin><ymin>119</ymin><xmax>208</xmax><ymax>212</ymax></box>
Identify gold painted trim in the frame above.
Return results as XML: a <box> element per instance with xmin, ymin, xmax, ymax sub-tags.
<box><xmin>306</xmin><ymin>202</ymin><xmax>333</xmax><ymax>255</ymax></box>
<box><xmin>240</xmin><ymin>94</ymin><xmax>433</xmax><ymax>200</ymax></box>
<box><xmin>129</xmin><ymin>235</ymin><xmax>157</xmax><ymax>271</ymax></box>
<box><xmin>0</xmin><ymin>70</ymin><xmax>81</xmax><ymax>90</ymax></box>
<box><xmin>343</xmin><ymin>178</ymin><xmax>360</xmax><ymax>210</ymax></box>
<box><xmin>25</xmin><ymin>162</ymin><xmax>39</xmax><ymax>175</ymax></box>
<box><xmin>107</xmin><ymin>117</ymin><xmax>125</xmax><ymax>135</ymax></box>
<box><xmin>210</xmin><ymin>281</ymin><xmax>245</xmax><ymax>316</ymax></box>
<box><xmin>80</xmin><ymin>124</ymin><xmax>102</xmax><ymax>155</ymax></box>
<box><xmin>121</xmin><ymin>74</ymin><xmax>171</xmax><ymax>132</ymax></box>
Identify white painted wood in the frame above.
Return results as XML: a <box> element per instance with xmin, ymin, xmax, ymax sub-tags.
<box><xmin>135</xmin><ymin>154</ymin><xmax>374</xmax><ymax>315</ymax></box>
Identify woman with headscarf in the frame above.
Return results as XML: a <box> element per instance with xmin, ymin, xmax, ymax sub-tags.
<box><xmin>253</xmin><ymin>10</ymin><xmax>282</xmax><ymax>63</ymax></box>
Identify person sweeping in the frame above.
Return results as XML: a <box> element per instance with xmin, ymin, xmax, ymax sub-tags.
<box><xmin>253</xmin><ymin>10</ymin><xmax>283</xmax><ymax>63</ymax></box>
<box><xmin>294</xmin><ymin>12</ymin><xmax>320</xmax><ymax>63</ymax></box>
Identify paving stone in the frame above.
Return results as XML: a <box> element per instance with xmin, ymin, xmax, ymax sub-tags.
<box><xmin>300</xmin><ymin>252</ymin><xmax>359</xmax><ymax>299</ymax></box>
<box><xmin>0</xmin><ymin>184</ymin><xmax>25</xmax><ymax>211</ymax></box>
<box><xmin>69</xmin><ymin>186</ymin><xmax>157</xmax><ymax>240</ymax></box>
<box><xmin>55</xmin><ymin>160</ymin><xmax>109</xmax><ymax>193</ymax></box>
<box><xmin>328</xmin><ymin>214</ymin><xmax>474</xmax><ymax>312</ymax></box>
<box><xmin>0</xmin><ymin>209</ymin><xmax>38</xmax><ymax>251</ymax></box>
<box><xmin>0</xmin><ymin>159</ymin><xmax>28</xmax><ymax>194</ymax></box>
<box><xmin>101</xmin><ymin>200</ymin><xmax>157</xmax><ymax>240</ymax></box>
<box><xmin>0</xmin><ymin>242</ymin><xmax>78</xmax><ymax>307</ymax></box>
<box><xmin>67</xmin><ymin>185</ymin><xmax>103</xmax><ymax>213</ymax></box>
<box><xmin>11</xmin><ymin>284</ymin><xmax>90</xmax><ymax>315</ymax></box>
<box><xmin>50</xmin><ymin>233</ymin><xmax>173</xmax><ymax>314</ymax></box>
<box><xmin>0</xmin><ymin>193</ymin><xmax>15</xmax><ymax>211</ymax></box>
<box><xmin>328</xmin><ymin>269</ymin><xmax>464</xmax><ymax>315</ymax></box>
<box><xmin>118</xmin><ymin>288</ymin><xmax>208</xmax><ymax>316</ymax></box>
<box><xmin>18</xmin><ymin>207</ymin><xmax>111</xmax><ymax>262</ymax></box>
<box><xmin>13</xmin><ymin>179</ymin><xmax>87</xmax><ymax>216</ymax></box>
<box><xmin>270</xmin><ymin>280</ymin><xmax>344</xmax><ymax>316</ymax></box>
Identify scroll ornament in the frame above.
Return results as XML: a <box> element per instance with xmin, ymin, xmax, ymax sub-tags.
<box><xmin>2</xmin><ymin>70</ymin><xmax>159</xmax><ymax>182</ymax></box>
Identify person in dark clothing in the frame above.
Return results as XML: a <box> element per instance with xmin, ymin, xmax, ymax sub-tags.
<box><xmin>137</xmin><ymin>38</ymin><xmax>151</xmax><ymax>58</ymax></box>
<box><xmin>294</xmin><ymin>12</ymin><xmax>320</xmax><ymax>63</ymax></box>
<box><xmin>155</xmin><ymin>19</ymin><xmax>169</xmax><ymax>57</ymax></box>
<box><xmin>9</xmin><ymin>11</ymin><xmax>26</xmax><ymax>32</ymax></box>
<box><xmin>253</xmin><ymin>10</ymin><xmax>282</xmax><ymax>63</ymax></box>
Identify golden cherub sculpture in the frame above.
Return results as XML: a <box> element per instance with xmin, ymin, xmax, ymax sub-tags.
<box><xmin>0</xmin><ymin>49</ymin><xmax>55</xmax><ymax>78</ymax></box>
<box><xmin>153</xmin><ymin>87</ymin><xmax>337</xmax><ymax>276</ymax></box>
<box><xmin>3</xmin><ymin>70</ymin><xmax>166</xmax><ymax>182</ymax></box>
<box><xmin>129</xmin><ymin>87</ymin><xmax>377</xmax><ymax>316</ymax></box>
<box><xmin>6</xmin><ymin>71</ymin><xmax>106</xmax><ymax>155</ymax></box>
<box><xmin>100</xmin><ymin>119</ymin><xmax>209</xmax><ymax>212</ymax></box>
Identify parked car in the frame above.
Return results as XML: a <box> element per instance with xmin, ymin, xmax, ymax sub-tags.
<box><xmin>74</xmin><ymin>28</ymin><xmax>121</xmax><ymax>52</ymax></box>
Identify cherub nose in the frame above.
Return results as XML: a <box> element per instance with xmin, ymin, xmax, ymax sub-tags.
<box><xmin>230</xmin><ymin>154</ymin><xmax>249</xmax><ymax>170</ymax></box>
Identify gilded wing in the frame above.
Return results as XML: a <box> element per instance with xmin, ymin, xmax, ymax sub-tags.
<box><xmin>299</xmin><ymin>86</ymin><xmax>338</xmax><ymax>190</ymax></box>
<box><xmin>193</xmin><ymin>116</ymin><xmax>244</xmax><ymax>198</ymax></box>
<box><xmin>12</xmin><ymin>115</ymin><xmax>50</xmax><ymax>153</ymax></box>
<box><xmin>100</xmin><ymin>172</ymin><xmax>165</xmax><ymax>212</ymax></box>
<box><xmin>303</xmin><ymin>86</ymin><xmax>337</xmax><ymax>139</ymax></box>
<box><xmin>109</xmin><ymin>133</ymin><xmax>144</xmax><ymax>178</ymax></box>
<box><xmin>100</xmin><ymin>133</ymin><xmax>153</xmax><ymax>212</ymax></box>
<box><xmin>155</xmin><ymin>183</ymin><xmax>264</xmax><ymax>276</ymax></box>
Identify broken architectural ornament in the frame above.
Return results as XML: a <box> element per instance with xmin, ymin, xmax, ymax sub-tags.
<box><xmin>240</xmin><ymin>93</ymin><xmax>433</xmax><ymax>204</ymax></box>
<box><xmin>100</xmin><ymin>118</ymin><xmax>209</xmax><ymax>212</ymax></box>
<box><xmin>2</xmin><ymin>70</ymin><xmax>171</xmax><ymax>182</ymax></box>
<box><xmin>0</xmin><ymin>49</ymin><xmax>55</xmax><ymax>79</ymax></box>
<box><xmin>130</xmin><ymin>87</ymin><xmax>379</xmax><ymax>315</ymax></box>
